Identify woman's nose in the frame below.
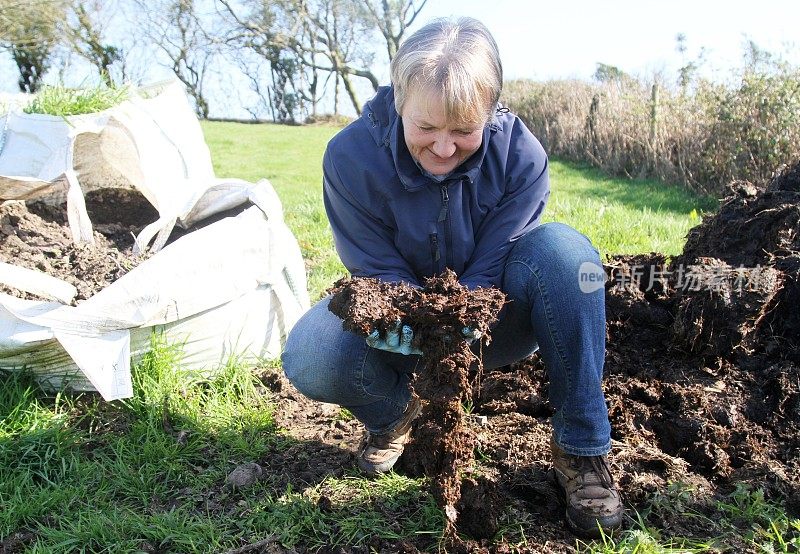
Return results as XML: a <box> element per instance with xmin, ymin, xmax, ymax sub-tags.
<box><xmin>431</xmin><ymin>136</ymin><xmax>456</xmax><ymax>158</ymax></box>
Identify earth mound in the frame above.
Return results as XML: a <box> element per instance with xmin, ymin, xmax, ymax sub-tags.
<box><xmin>319</xmin><ymin>161</ymin><xmax>800</xmax><ymax>552</ymax></box>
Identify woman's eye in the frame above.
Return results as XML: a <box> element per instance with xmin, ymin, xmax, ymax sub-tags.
<box><xmin>418</xmin><ymin>126</ymin><xmax>434</xmax><ymax>132</ymax></box>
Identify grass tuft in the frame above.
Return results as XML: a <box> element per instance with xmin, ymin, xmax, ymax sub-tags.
<box><xmin>24</xmin><ymin>83</ymin><xmax>130</xmax><ymax>116</ymax></box>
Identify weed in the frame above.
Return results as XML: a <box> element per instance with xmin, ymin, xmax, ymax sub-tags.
<box><xmin>716</xmin><ymin>484</ymin><xmax>800</xmax><ymax>552</ymax></box>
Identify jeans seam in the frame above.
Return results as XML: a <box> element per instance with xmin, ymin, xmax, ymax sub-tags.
<box><xmin>508</xmin><ymin>257</ymin><xmax>573</xmax><ymax>444</ymax></box>
<box><xmin>557</xmin><ymin>440</ymin><xmax>612</xmax><ymax>457</ymax></box>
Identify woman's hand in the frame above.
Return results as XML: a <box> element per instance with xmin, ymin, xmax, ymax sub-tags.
<box><xmin>366</xmin><ymin>321</ymin><xmax>423</xmax><ymax>355</ymax></box>
<box><xmin>366</xmin><ymin>322</ymin><xmax>482</xmax><ymax>355</ymax></box>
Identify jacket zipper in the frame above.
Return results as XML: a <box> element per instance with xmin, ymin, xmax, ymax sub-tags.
<box><xmin>429</xmin><ymin>233</ymin><xmax>440</xmax><ymax>275</ymax></box>
<box><xmin>439</xmin><ymin>184</ymin><xmax>453</xmax><ymax>270</ymax></box>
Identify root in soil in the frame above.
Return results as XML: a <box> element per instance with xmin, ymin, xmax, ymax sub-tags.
<box><xmin>328</xmin><ymin>269</ymin><xmax>506</xmax><ymax>549</ymax></box>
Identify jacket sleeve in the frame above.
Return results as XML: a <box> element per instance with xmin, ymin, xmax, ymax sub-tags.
<box><xmin>459</xmin><ymin>121</ymin><xmax>550</xmax><ymax>289</ymax></box>
<box><xmin>323</xmin><ymin>144</ymin><xmax>421</xmax><ymax>285</ymax></box>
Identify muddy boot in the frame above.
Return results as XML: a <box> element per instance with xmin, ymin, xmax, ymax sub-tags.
<box><xmin>550</xmin><ymin>436</ymin><xmax>623</xmax><ymax>538</ymax></box>
<box><xmin>358</xmin><ymin>396</ymin><xmax>422</xmax><ymax>476</ymax></box>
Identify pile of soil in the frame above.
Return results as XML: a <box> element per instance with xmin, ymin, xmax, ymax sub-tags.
<box><xmin>264</xmin><ymin>161</ymin><xmax>799</xmax><ymax>552</ymax></box>
<box><xmin>600</xmin><ymin>162</ymin><xmax>800</xmax><ymax>507</ymax></box>
<box><xmin>0</xmin><ymin>189</ymin><xmax>157</xmax><ymax>304</ymax></box>
<box><xmin>0</xmin><ymin>187</ymin><xmax>244</xmax><ymax>304</ymax></box>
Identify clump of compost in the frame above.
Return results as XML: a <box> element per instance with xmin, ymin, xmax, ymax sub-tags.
<box><xmin>328</xmin><ymin>269</ymin><xmax>506</xmax><ymax>549</ymax></box>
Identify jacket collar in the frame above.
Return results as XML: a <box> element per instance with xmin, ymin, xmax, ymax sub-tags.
<box><xmin>362</xmin><ymin>86</ymin><xmax>501</xmax><ymax>192</ymax></box>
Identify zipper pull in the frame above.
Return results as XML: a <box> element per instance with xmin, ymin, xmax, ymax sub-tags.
<box><xmin>438</xmin><ymin>185</ymin><xmax>449</xmax><ymax>223</ymax></box>
<box><xmin>429</xmin><ymin>234</ymin><xmax>440</xmax><ymax>262</ymax></box>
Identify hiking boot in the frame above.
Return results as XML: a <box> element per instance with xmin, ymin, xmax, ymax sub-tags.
<box><xmin>550</xmin><ymin>436</ymin><xmax>623</xmax><ymax>538</ymax></box>
<box><xmin>358</xmin><ymin>396</ymin><xmax>422</xmax><ymax>476</ymax></box>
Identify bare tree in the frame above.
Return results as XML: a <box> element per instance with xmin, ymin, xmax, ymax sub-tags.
<box><xmin>219</xmin><ymin>0</ymin><xmax>381</xmax><ymax>117</ymax></box>
<box><xmin>300</xmin><ymin>0</ymin><xmax>378</xmax><ymax>115</ymax></box>
<box><xmin>64</xmin><ymin>1</ymin><xmax>123</xmax><ymax>85</ymax></box>
<box><xmin>0</xmin><ymin>0</ymin><xmax>66</xmax><ymax>92</ymax></box>
<box><xmin>218</xmin><ymin>0</ymin><xmax>309</xmax><ymax>122</ymax></box>
<box><xmin>362</xmin><ymin>0</ymin><xmax>427</xmax><ymax>62</ymax></box>
<box><xmin>134</xmin><ymin>0</ymin><xmax>215</xmax><ymax>118</ymax></box>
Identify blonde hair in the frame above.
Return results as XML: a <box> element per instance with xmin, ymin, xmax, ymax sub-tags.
<box><xmin>390</xmin><ymin>17</ymin><xmax>503</xmax><ymax>126</ymax></box>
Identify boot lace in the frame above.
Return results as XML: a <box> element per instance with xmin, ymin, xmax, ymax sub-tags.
<box><xmin>575</xmin><ymin>455</ymin><xmax>614</xmax><ymax>490</ymax></box>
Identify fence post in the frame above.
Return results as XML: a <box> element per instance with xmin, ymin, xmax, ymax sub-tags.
<box><xmin>587</xmin><ymin>93</ymin><xmax>600</xmax><ymax>160</ymax></box>
<box><xmin>650</xmin><ymin>83</ymin><xmax>659</xmax><ymax>169</ymax></box>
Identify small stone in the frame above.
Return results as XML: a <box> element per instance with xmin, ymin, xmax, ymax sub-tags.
<box><xmin>226</xmin><ymin>462</ymin><xmax>263</xmax><ymax>489</ymax></box>
<box><xmin>175</xmin><ymin>430</ymin><xmax>189</xmax><ymax>446</ymax></box>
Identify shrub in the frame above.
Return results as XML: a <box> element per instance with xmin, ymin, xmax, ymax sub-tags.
<box><xmin>503</xmin><ymin>65</ymin><xmax>800</xmax><ymax>196</ymax></box>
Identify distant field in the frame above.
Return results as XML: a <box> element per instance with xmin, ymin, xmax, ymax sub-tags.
<box><xmin>201</xmin><ymin>120</ymin><xmax>717</xmax><ymax>300</ymax></box>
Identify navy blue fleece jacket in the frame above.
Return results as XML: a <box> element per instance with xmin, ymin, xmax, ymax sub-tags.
<box><xmin>323</xmin><ymin>85</ymin><xmax>550</xmax><ymax>289</ymax></box>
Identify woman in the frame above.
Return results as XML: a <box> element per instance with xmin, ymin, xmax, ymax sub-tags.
<box><xmin>281</xmin><ymin>17</ymin><xmax>623</xmax><ymax>538</ymax></box>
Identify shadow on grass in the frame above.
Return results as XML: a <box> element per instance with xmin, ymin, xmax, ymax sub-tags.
<box><xmin>551</xmin><ymin>157</ymin><xmax>720</xmax><ymax>216</ymax></box>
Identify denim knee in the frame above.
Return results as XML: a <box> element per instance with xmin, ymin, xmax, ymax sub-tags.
<box><xmin>512</xmin><ymin>222</ymin><xmax>602</xmax><ymax>281</ymax></box>
<box><xmin>281</xmin><ymin>297</ymin><xmax>366</xmax><ymax>405</ymax></box>
<box><xmin>503</xmin><ymin>222</ymin><xmax>610</xmax><ymax>454</ymax></box>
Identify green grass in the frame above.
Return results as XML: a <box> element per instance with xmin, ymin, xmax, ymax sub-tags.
<box><xmin>23</xmin><ymin>84</ymin><xmax>130</xmax><ymax>116</ymax></box>
<box><xmin>0</xmin><ymin>335</ymin><xmax>285</xmax><ymax>552</ymax></box>
<box><xmin>2</xmin><ymin>121</ymin><xmax>796</xmax><ymax>553</ymax></box>
<box><xmin>0</xmin><ymin>336</ymin><xmax>448</xmax><ymax>552</ymax></box>
<box><xmin>544</xmin><ymin>161</ymin><xmax>718</xmax><ymax>258</ymax></box>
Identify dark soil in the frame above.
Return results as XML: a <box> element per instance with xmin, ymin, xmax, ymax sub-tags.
<box><xmin>328</xmin><ymin>270</ymin><xmax>507</xmax><ymax>550</ymax></box>
<box><xmin>264</xmin><ymin>162</ymin><xmax>799</xmax><ymax>552</ymax></box>
<box><xmin>0</xmin><ymin>187</ymin><xmax>230</xmax><ymax>305</ymax></box>
<box><xmin>0</xmin><ymin>192</ymin><xmax>149</xmax><ymax>304</ymax></box>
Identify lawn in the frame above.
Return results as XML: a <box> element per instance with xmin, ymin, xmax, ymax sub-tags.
<box><xmin>1</xmin><ymin>121</ymin><xmax>796</xmax><ymax>553</ymax></box>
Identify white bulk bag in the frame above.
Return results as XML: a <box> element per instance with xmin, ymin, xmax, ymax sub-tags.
<box><xmin>0</xmin><ymin>81</ymin><xmax>310</xmax><ymax>399</ymax></box>
<box><xmin>0</xmin><ymin>79</ymin><xmax>215</xmax><ymax>247</ymax></box>
<box><xmin>0</xmin><ymin>178</ymin><xmax>310</xmax><ymax>400</ymax></box>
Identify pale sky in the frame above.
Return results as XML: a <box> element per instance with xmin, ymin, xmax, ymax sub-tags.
<box><xmin>2</xmin><ymin>0</ymin><xmax>798</xmax><ymax>117</ymax></box>
<box><xmin>410</xmin><ymin>0</ymin><xmax>800</xmax><ymax>82</ymax></box>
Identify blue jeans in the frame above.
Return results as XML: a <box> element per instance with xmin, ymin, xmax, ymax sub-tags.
<box><xmin>282</xmin><ymin>223</ymin><xmax>611</xmax><ymax>457</ymax></box>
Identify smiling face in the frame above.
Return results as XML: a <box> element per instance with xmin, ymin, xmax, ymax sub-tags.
<box><xmin>400</xmin><ymin>89</ymin><xmax>486</xmax><ymax>176</ymax></box>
